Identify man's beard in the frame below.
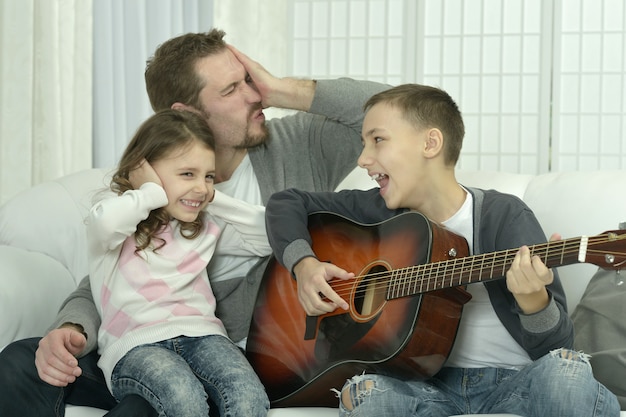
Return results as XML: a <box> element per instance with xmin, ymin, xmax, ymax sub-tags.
<box><xmin>235</xmin><ymin>122</ymin><xmax>270</xmax><ymax>150</ymax></box>
<box><xmin>199</xmin><ymin>104</ymin><xmax>270</xmax><ymax>150</ymax></box>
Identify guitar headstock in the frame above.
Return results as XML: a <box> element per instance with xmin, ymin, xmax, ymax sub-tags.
<box><xmin>585</xmin><ymin>229</ymin><xmax>626</xmax><ymax>270</ymax></box>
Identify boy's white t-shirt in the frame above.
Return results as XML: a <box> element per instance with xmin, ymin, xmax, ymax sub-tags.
<box><xmin>442</xmin><ymin>187</ymin><xmax>532</xmax><ymax>369</ymax></box>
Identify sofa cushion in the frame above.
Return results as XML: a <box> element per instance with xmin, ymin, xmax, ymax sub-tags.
<box><xmin>0</xmin><ymin>168</ymin><xmax>110</xmax><ymax>284</ymax></box>
<box><xmin>0</xmin><ymin>246</ymin><xmax>76</xmax><ymax>348</ymax></box>
<box><xmin>523</xmin><ymin>170</ymin><xmax>626</xmax><ymax>311</ymax></box>
<box><xmin>455</xmin><ymin>170</ymin><xmax>534</xmax><ymax>200</ymax></box>
<box><xmin>63</xmin><ymin>405</ymin><xmax>342</xmax><ymax>417</ymax></box>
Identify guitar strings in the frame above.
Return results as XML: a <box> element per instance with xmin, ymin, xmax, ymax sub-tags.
<box><xmin>323</xmin><ymin>232</ymin><xmax>626</xmax><ymax>301</ymax></box>
<box><xmin>331</xmin><ymin>233</ymin><xmax>626</xmax><ymax>299</ymax></box>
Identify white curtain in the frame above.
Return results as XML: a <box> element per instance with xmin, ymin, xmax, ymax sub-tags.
<box><xmin>92</xmin><ymin>0</ymin><xmax>214</xmax><ymax>169</ymax></box>
<box><xmin>214</xmin><ymin>0</ymin><xmax>288</xmax><ymax>77</ymax></box>
<box><xmin>0</xmin><ymin>0</ymin><xmax>92</xmax><ymax>205</ymax></box>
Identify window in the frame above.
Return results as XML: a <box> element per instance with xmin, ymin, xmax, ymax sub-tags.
<box><xmin>288</xmin><ymin>0</ymin><xmax>626</xmax><ymax>173</ymax></box>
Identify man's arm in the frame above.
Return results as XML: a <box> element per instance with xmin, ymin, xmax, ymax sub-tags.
<box><xmin>250</xmin><ymin>77</ymin><xmax>392</xmax><ymax>204</ymax></box>
<box><xmin>47</xmin><ymin>276</ymin><xmax>100</xmax><ymax>356</ymax></box>
<box><xmin>309</xmin><ymin>78</ymin><xmax>389</xmax><ymax>129</ymax></box>
<box><xmin>35</xmin><ymin>276</ymin><xmax>100</xmax><ymax>386</ymax></box>
<box><xmin>229</xmin><ymin>44</ymin><xmax>390</xmax><ymax>121</ymax></box>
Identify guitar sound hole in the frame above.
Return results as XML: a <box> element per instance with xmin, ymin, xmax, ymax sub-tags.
<box><xmin>354</xmin><ymin>264</ymin><xmax>389</xmax><ymax>317</ymax></box>
<box><xmin>313</xmin><ymin>264</ymin><xmax>389</xmax><ymax>361</ymax></box>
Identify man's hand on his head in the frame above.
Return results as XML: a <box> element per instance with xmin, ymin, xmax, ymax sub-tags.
<box><xmin>227</xmin><ymin>44</ymin><xmax>315</xmax><ymax>111</ymax></box>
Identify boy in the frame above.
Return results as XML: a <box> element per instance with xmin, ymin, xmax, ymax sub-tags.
<box><xmin>264</xmin><ymin>84</ymin><xmax>619</xmax><ymax>416</ymax></box>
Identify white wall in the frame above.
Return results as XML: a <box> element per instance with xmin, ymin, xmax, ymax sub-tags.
<box><xmin>286</xmin><ymin>0</ymin><xmax>626</xmax><ymax>174</ymax></box>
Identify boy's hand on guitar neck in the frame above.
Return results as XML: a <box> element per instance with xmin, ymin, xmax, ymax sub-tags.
<box><xmin>293</xmin><ymin>256</ymin><xmax>353</xmax><ymax>316</ymax></box>
<box><xmin>506</xmin><ymin>233</ymin><xmax>561</xmax><ymax>315</ymax></box>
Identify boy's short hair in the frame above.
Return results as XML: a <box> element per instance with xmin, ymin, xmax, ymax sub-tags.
<box><xmin>364</xmin><ymin>84</ymin><xmax>465</xmax><ymax>165</ymax></box>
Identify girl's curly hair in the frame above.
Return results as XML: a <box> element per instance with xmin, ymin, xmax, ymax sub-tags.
<box><xmin>111</xmin><ymin>109</ymin><xmax>215</xmax><ymax>253</ymax></box>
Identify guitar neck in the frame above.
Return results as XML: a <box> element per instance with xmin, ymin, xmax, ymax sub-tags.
<box><xmin>387</xmin><ymin>236</ymin><xmax>587</xmax><ymax>299</ymax></box>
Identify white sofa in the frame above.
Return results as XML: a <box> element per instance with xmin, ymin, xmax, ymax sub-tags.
<box><xmin>1</xmin><ymin>166</ymin><xmax>625</xmax><ymax>417</ymax></box>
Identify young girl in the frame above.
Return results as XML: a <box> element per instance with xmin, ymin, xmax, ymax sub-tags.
<box><xmin>87</xmin><ymin>109</ymin><xmax>270</xmax><ymax>417</ymax></box>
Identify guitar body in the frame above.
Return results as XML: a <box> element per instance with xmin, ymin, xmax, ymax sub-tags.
<box><xmin>246</xmin><ymin>211</ymin><xmax>472</xmax><ymax>407</ymax></box>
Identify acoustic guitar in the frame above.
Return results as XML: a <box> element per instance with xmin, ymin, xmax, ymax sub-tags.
<box><xmin>246</xmin><ymin>211</ymin><xmax>626</xmax><ymax>407</ymax></box>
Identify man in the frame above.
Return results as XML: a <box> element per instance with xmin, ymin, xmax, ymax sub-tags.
<box><xmin>0</xmin><ymin>29</ymin><xmax>389</xmax><ymax>416</ymax></box>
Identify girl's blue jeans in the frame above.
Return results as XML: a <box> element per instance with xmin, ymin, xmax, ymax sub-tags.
<box><xmin>339</xmin><ymin>348</ymin><xmax>620</xmax><ymax>417</ymax></box>
<box><xmin>111</xmin><ymin>334</ymin><xmax>269</xmax><ymax>417</ymax></box>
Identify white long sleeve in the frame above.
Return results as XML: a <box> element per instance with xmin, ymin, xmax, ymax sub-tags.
<box><xmin>206</xmin><ymin>190</ymin><xmax>271</xmax><ymax>257</ymax></box>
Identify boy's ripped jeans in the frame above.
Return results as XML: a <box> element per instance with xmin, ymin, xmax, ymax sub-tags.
<box><xmin>338</xmin><ymin>348</ymin><xmax>620</xmax><ymax>417</ymax></box>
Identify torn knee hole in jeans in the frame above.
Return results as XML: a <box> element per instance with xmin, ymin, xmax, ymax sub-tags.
<box><xmin>550</xmin><ymin>347</ymin><xmax>591</xmax><ymax>363</ymax></box>
<box><xmin>333</xmin><ymin>374</ymin><xmax>384</xmax><ymax>411</ymax></box>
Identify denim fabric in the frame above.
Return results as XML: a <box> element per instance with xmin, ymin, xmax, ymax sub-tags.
<box><xmin>0</xmin><ymin>337</ymin><xmax>157</xmax><ymax>417</ymax></box>
<box><xmin>111</xmin><ymin>334</ymin><xmax>269</xmax><ymax>417</ymax></box>
<box><xmin>339</xmin><ymin>348</ymin><xmax>620</xmax><ymax>417</ymax></box>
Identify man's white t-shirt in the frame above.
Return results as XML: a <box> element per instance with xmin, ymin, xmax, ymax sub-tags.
<box><xmin>208</xmin><ymin>154</ymin><xmax>263</xmax><ymax>284</ymax></box>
